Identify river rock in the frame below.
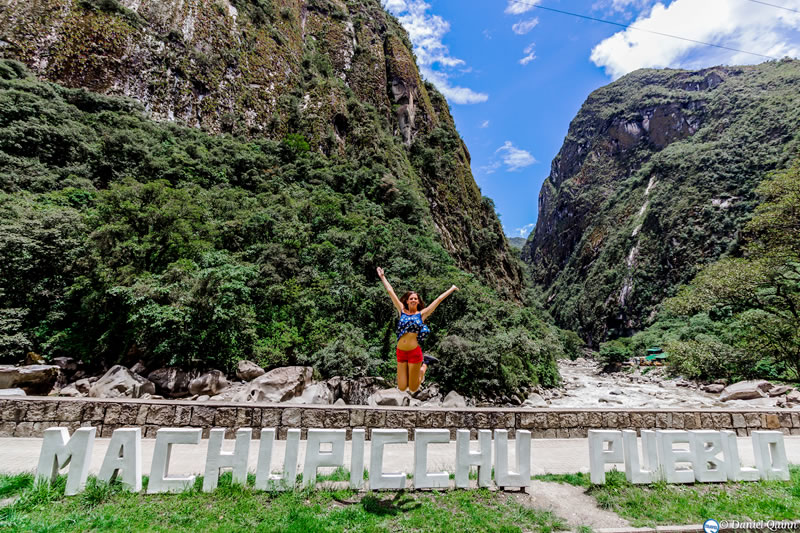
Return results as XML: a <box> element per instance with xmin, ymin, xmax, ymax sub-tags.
<box><xmin>334</xmin><ymin>398</ymin><xmax>346</xmax><ymax>406</ymax></box>
<box><xmin>286</xmin><ymin>383</ymin><xmax>334</xmax><ymax>405</ymax></box>
<box><xmin>522</xmin><ymin>393</ymin><xmax>548</xmax><ymax>408</ymax></box>
<box><xmin>327</xmin><ymin>376</ymin><xmax>387</xmax><ymax>405</ymax></box>
<box><xmin>236</xmin><ymin>360</ymin><xmax>265</xmax><ymax>381</ymax></box>
<box><xmin>702</xmin><ymin>383</ymin><xmax>725</xmax><ymax>393</ymax></box>
<box><xmin>89</xmin><ymin>365</ymin><xmax>155</xmax><ymax>398</ymax></box>
<box><xmin>0</xmin><ymin>364</ymin><xmax>61</xmax><ymax>394</ymax></box>
<box><xmin>367</xmin><ymin>388</ymin><xmax>411</xmax><ymax>407</ymax></box>
<box><xmin>442</xmin><ymin>390</ymin><xmax>467</xmax><ymax>408</ymax></box>
<box><xmin>148</xmin><ymin>367</ymin><xmax>195</xmax><ymax>396</ymax></box>
<box><xmin>767</xmin><ymin>385</ymin><xmax>793</xmax><ymax>397</ymax></box>
<box><xmin>234</xmin><ymin>366</ymin><xmax>312</xmax><ymax>403</ymax></box>
<box><xmin>0</xmin><ymin>388</ymin><xmax>26</xmax><ymax>396</ymax></box>
<box><xmin>786</xmin><ymin>390</ymin><xmax>800</xmax><ymax>404</ymax></box>
<box><xmin>188</xmin><ymin>370</ymin><xmax>229</xmax><ymax>396</ymax></box>
<box><xmin>719</xmin><ymin>380</ymin><xmax>772</xmax><ymax>402</ymax></box>
<box><xmin>52</xmin><ymin>357</ymin><xmax>78</xmax><ymax>374</ymax></box>
<box><xmin>58</xmin><ymin>385</ymin><xmax>82</xmax><ymax>397</ymax></box>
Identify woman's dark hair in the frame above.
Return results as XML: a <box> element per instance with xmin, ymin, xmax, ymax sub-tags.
<box><xmin>399</xmin><ymin>291</ymin><xmax>425</xmax><ymax>312</ymax></box>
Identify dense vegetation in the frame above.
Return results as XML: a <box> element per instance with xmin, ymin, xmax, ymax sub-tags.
<box><xmin>526</xmin><ymin>60</ymin><xmax>800</xmax><ymax>346</ymax></box>
<box><xmin>0</xmin><ymin>59</ymin><xmax>569</xmax><ymax>396</ymax></box>
<box><xmin>600</xmin><ymin>159</ymin><xmax>800</xmax><ymax>381</ymax></box>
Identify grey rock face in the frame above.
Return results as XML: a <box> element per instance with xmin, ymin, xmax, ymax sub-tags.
<box><xmin>0</xmin><ymin>365</ymin><xmax>61</xmax><ymax>393</ymax></box>
<box><xmin>148</xmin><ymin>367</ymin><xmax>196</xmax><ymax>396</ymax></box>
<box><xmin>286</xmin><ymin>383</ymin><xmax>334</xmax><ymax>405</ymax></box>
<box><xmin>236</xmin><ymin>360</ymin><xmax>265</xmax><ymax>382</ymax></box>
<box><xmin>235</xmin><ymin>366</ymin><xmax>312</xmax><ymax>403</ymax></box>
<box><xmin>188</xmin><ymin>370</ymin><xmax>230</xmax><ymax>396</ymax></box>
<box><xmin>89</xmin><ymin>365</ymin><xmax>155</xmax><ymax>398</ymax></box>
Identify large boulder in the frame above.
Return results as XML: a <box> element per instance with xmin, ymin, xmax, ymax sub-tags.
<box><xmin>0</xmin><ymin>364</ymin><xmax>61</xmax><ymax>394</ymax></box>
<box><xmin>442</xmin><ymin>390</ymin><xmax>467</xmax><ymax>408</ymax></box>
<box><xmin>719</xmin><ymin>380</ymin><xmax>772</xmax><ymax>402</ymax></box>
<box><xmin>89</xmin><ymin>365</ymin><xmax>155</xmax><ymax>398</ymax></box>
<box><xmin>522</xmin><ymin>393</ymin><xmax>548</xmax><ymax>408</ymax></box>
<box><xmin>235</xmin><ymin>366</ymin><xmax>313</xmax><ymax>403</ymax></box>
<box><xmin>327</xmin><ymin>376</ymin><xmax>388</xmax><ymax>405</ymax></box>
<box><xmin>367</xmin><ymin>388</ymin><xmax>411</xmax><ymax>407</ymax></box>
<box><xmin>0</xmin><ymin>388</ymin><xmax>26</xmax><ymax>397</ymax></box>
<box><xmin>236</xmin><ymin>360</ymin><xmax>265</xmax><ymax>381</ymax></box>
<box><xmin>188</xmin><ymin>370</ymin><xmax>229</xmax><ymax>396</ymax></box>
<box><xmin>148</xmin><ymin>367</ymin><xmax>196</xmax><ymax>397</ymax></box>
<box><xmin>286</xmin><ymin>383</ymin><xmax>334</xmax><ymax>405</ymax></box>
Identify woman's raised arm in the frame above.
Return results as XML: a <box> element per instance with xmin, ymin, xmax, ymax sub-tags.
<box><xmin>377</xmin><ymin>267</ymin><xmax>403</xmax><ymax>314</ymax></box>
<box><xmin>421</xmin><ymin>285</ymin><xmax>458</xmax><ymax>320</ymax></box>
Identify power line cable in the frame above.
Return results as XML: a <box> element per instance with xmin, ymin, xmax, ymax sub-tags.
<box><xmin>741</xmin><ymin>0</ymin><xmax>800</xmax><ymax>14</ymax></box>
<box><xmin>505</xmin><ymin>0</ymin><xmax>780</xmax><ymax>60</ymax></box>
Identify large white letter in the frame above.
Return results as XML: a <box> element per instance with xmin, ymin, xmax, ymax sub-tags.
<box><xmin>369</xmin><ymin>429</ymin><xmax>407</xmax><ymax>490</ymax></box>
<box><xmin>147</xmin><ymin>428</ymin><xmax>201</xmax><ymax>493</ymax></box>
<box><xmin>494</xmin><ymin>430</ymin><xmax>531</xmax><ymax>488</ymax></box>
<box><xmin>36</xmin><ymin>427</ymin><xmax>96</xmax><ymax>496</ymax></box>
<box><xmin>721</xmin><ymin>430</ymin><xmax>759</xmax><ymax>481</ymax></box>
<box><xmin>656</xmin><ymin>430</ymin><xmax>695</xmax><ymax>484</ymax></box>
<box><xmin>302</xmin><ymin>429</ymin><xmax>346</xmax><ymax>488</ymax></box>
<box><xmin>98</xmin><ymin>428</ymin><xmax>142</xmax><ymax>492</ymax></box>
<box><xmin>689</xmin><ymin>430</ymin><xmax>727</xmax><ymax>483</ymax></box>
<box><xmin>622</xmin><ymin>430</ymin><xmax>659</xmax><ymax>484</ymax></box>
<box><xmin>254</xmin><ymin>428</ymin><xmax>300</xmax><ymax>491</ymax></box>
<box><xmin>413</xmin><ymin>429</ymin><xmax>450</xmax><ymax>489</ymax></box>
<box><xmin>752</xmin><ymin>431</ymin><xmax>790</xmax><ymax>481</ymax></box>
<box><xmin>350</xmin><ymin>429</ymin><xmax>365</xmax><ymax>490</ymax></box>
<box><xmin>455</xmin><ymin>429</ymin><xmax>492</xmax><ymax>488</ymax></box>
<box><xmin>203</xmin><ymin>428</ymin><xmax>252</xmax><ymax>492</ymax></box>
<box><xmin>588</xmin><ymin>430</ymin><xmax>623</xmax><ymax>485</ymax></box>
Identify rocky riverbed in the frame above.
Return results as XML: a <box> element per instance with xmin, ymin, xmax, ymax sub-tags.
<box><xmin>537</xmin><ymin>358</ymin><xmax>799</xmax><ymax>409</ymax></box>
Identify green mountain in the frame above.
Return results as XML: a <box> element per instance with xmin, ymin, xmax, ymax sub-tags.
<box><xmin>523</xmin><ymin>60</ymin><xmax>800</xmax><ymax>346</ymax></box>
<box><xmin>0</xmin><ymin>0</ymin><xmax>568</xmax><ymax>396</ymax></box>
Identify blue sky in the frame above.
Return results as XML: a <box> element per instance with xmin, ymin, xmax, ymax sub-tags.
<box><xmin>381</xmin><ymin>0</ymin><xmax>800</xmax><ymax>238</ymax></box>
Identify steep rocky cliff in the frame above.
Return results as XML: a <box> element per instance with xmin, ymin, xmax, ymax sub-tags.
<box><xmin>523</xmin><ymin>60</ymin><xmax>800</xmax><ymax>345</ymax></box>
<box><xmin>0</xmin><ymin>0</ymin><xmax>520</xmax><ymax>296</ymax></box>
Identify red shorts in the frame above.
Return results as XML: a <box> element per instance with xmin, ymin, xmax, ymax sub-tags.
<box><xmin>396</xmin><ymin>346</ymin><xmax>423</xmax><ymax>364</ymax></box>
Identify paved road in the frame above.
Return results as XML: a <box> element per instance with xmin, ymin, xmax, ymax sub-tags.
<box><xmin>2</xmin><ymin>436</ymin><xmax>799</xmax><ymax>478</ymax></box>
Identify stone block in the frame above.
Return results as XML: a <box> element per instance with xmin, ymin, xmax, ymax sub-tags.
<box><xmin>82</xmin><ymin>403</ymin><xmax>106</xmax><ymax>421</ymax></box>
<box><xmin>556</xmin><ymin>428</ymin><xmax>570</xmax><ymax>438</ymax></box>
<box><xmin>546</xmin><ymin>413</ymin><xmax>560</xmax><ymax>429</ymax></box>
<box><xmin>1</xmin><ymin>403</ymin><xmax>25</xmax><ymax>422</ymax></box>
<box><xmin>303</xmin><ymin>409</ymin><xmax>326</xmax><ymax>428</ymax></box>
<box><xmin>603</xmin><ymin>413</ymin><xmax>619</xmax><ymax>428</ymax></box>
<box><xmin>744</xmin><ymin>413</ymin><xmax>762</xmax><ymax>428</ymax></box>
<box><xmin>191</xmin><ymin>406</ymin><xmax>216</xmax><ymax>427</ymax></box>
<box><xmin>135</xmin><ymin>406</ymin><xmax>149</xmax><ymax>426</ymax></box>
<box><xmin>365</xmin><ymin>410</ymin><xmax>386</xmax><ymax>427</ymax></box>
<box><xmin>569</xmin><ymin>428</ymin><xmax>587</xmax><ymax>438</ymax></box>
<box><xmin>146</xmin><ymin>405</ymin><xmax>177</xmax><ymax>426</ymax></box>
<box><xmin>736</xmin><ymin>428</ymin><xmax>748</xmax><ymax>437</ymax></box>
<box><xmin>100</xmin><ymin>425</ymin><xmax>118</xmax><ymax>438</ymax></box>
<box><xmin>0</xmin><ymin>422</ymin><xmax>15</xmax><ymax>437</ymax></box>
<box><xmin>732</xmin><ymin>413</ymin><xmax>746</xmax><ymax>428</ymax></box>
<box><xmin>105</xmin><ymin>404</ymin><xmax>140</xmax><ymax>425</ymax></box>
<box><xmin>683</xmin><ymin>413</ymin><xmax>701</xmax><ymax>429</ymax></box>
<box><xmin>519</xmin><ymin>412</ymin><xmax>547</xmax><ymax>429</ymax></box>
<box><xmin>543</xmin><ymin>429</ymin><xmax>557</xmax><ymax>438</ymax></box>
<box><xmin>250</xmin><ymin>409</ymin><xmax>262</xmax><ymax>427</ymax></box>
<box><xmin>791</xmin><ymin>428</ymin><xmax>800</xmax><ymax>436</ymax></box>
<box><xmin>58</xmin><ymin>402</ymin><xmax>83</xmax><ymax>422</ymax></box>
<box><xmin>765</xmin><ymin>414</ymin><xmax>781</xmax><ymax>429</ymax></box>
<box><xmin>656</xmin><ymin>413</ymin><xmax>671</xmax><ymax>429</ymax></box>
<box><xmin>144</xmin><ymin>426</ymin><xmax>159</xmax><ymax>438</ymax></box>
<box><xmin>349</xmin><ymin>410</ymin><xmax>365</xmax><ymax>427</ymax></box>
<box><xmin>471</xmin><ymin>412</ymin><xmax>491</xmax><ymax>428</ymax></box>
<box><xmin>792</xmin><ymin>413</ymin><xmax>800</xmax><ymax>428</ymax></box>
<box><xmin>641</xmin><ymin>413</ymin><xmax>656</xmax><ymax>428</ymax></box>
<box><xmin>559</xmin><ymin>413</ymin><xmax>578</xmax><ymax>427</ymax></box>
<box><xmin>14</xmin><ymin>422</ymin><xmax>33</xmax><ymax>437</ymax></box>
<box><xmin>214</xmin><ymin>407</ymin><xmax>237</xmax><ymax>426</ymax></box>
<box><xmin>778</xmin><ymin>413</ymin><xmax>792</xmax><ymax>429</ymax></box>
<box><xmin>236</xmin><ymin>408</ymin><xmax>252</xmax><ymax>427</ymax></box>
<box><xmin>491</xmin><ymin>412</ymin><xmax>515</xmax><ymax>428</ymax></box>
<box><xmin>700</xmin><ymin>413</ymin><xmax>714</xmax><ymax>429</ymax></box>
<box><xmin>416</xmin><ymin>411</ymin><xmax>446</xmax><ymax>428</ymax></box>
<box><xmin>711</xmin><ymin>413</ymin><xmax>732</xmax><ymax>428</ymax></box>
<box><xmin>530</xmin><ymin>430</ymin><xmax>546</xmax><ymax>439</ymax></box>
<box><xmin>444</xmin><ymin>412</ymin><xmax>465</xmax><ymax>427</ymax></box>
<box><xmin>323</xmin><ymin>410</ymin><xmax>350</xmax><ymax>428</ymax></box>
<box><xmin>260</xmin><ymin>409</ymin><xmax>280</xmax><ymax>427</ymax></box>
<box><xmin>385</xmin><ymin>411</ymin><xmax>416</xmax><ymax>428</ymax></box>
<box><xmin>174</xmin><ymin>406</ymin><xmax>192</xmax><ymax>425</ymax></box>
<box><xmin>670</xmin><ymin>413</ymin><xmax>685</xmax><ymax>429</ymax></box>
<box><xmin>281</xmin><ymin>408</ymin><xmax>301</xmax><ymax>427</ymax></box>
<box><xmin>628</xmin><ymin>413</ymin><xmax>643</xmax><ymax>428</ymax></box>
<box><xmin>277</xmin><ymin>427</ymin><xmax>307</xmax><ymax>440</ymax></box>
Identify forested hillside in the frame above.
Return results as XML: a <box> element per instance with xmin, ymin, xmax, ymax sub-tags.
<box><xmin>0</xmin><ymin>0</ymin><xmax>573</xmax><ymax>397</ymax></box>
<box><xmin>524</xmin><ymin>60</ymin><xmax>800</xmax><ymax>346</ymax></box>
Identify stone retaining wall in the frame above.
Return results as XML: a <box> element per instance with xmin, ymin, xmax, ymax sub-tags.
<box><xmin>2</xmin><ymin>397</ymin><xmax>799</xmax><ymax>439</ymax></box>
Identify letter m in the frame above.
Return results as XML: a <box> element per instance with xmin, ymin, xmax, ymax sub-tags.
<box><xmin>36</xmin><ymin>427</ymin><xmax>96</xmax><ymax>495</ymax></box>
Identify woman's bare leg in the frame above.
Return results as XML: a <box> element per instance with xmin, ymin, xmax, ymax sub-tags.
<box><xmin>397</xmin><ymin>362</ymin><xmax>409</xmax><ymax>391</ymax></box>
<box><xmin>408</xmin><ymin>362</ymin><xmax>422</xmax><ymax>393</ymax></box>
<box><xmin>419</xmin><ymin>364</ymin><xmax>428</xmax><ymax>383</ymax></box>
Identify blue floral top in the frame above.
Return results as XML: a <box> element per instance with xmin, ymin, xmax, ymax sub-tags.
<box><xmin>396</xmin><ymin>312</ymin><xmax>429</xmax><ymax>343</ymax></box>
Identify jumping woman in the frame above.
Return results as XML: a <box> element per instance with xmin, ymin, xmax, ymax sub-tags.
<box><xmin>377</xmin><ymin>267</ymin><xmax>458</xmax><ymax>394</ymax></box>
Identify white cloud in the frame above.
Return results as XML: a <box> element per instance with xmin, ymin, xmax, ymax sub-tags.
<box><xmin>479</xmin><ymin>161</ymin><xmax>502</xmax><ymax>175</ymax></box>
<box><xmin>480</xmin><ymin>120</ymin><xmax>490</xmax><ymax>128</ymax></box>
<box><xmin>590</xmin><ymin>0</ymin><xmax>800</xmax><ymax>79</ymax></box>
<box><xmin>483</xmin><ymin>29</ymin><xmax>492</xmax><ymax>39</ymax></box>
<box><xmin>512</xmin><ymin>17</ymin><xmax>539</xmax><ymax>35</ymax></box>
<box><xmin>505</xmin><ymin>0</ymin><xmax>540</xmax><ymax>15</ymax></box>
<box><xmin>513</xmin><ymin>223</ymin><xmax>535</xmax><ymax>238</ymax></box>
<box><xmin>495</xmin><ymin>141</ymin><xmax>537</xmax><ymax>171</ymax></box>
<box><xmin>382</xmin><ymin>0</ymin><xmax>488</xmax><ymax>104</ymax></box>
<box><xmin>520</xmin><ymin>42</ymin><xmax>537</xmax><ymax>65</ymax></box>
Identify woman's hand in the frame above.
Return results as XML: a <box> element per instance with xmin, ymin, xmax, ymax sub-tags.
<box><xmin>377</xmin><ymin>267</ymin><xmax>385</xmax><ymax>279</ymax></box>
